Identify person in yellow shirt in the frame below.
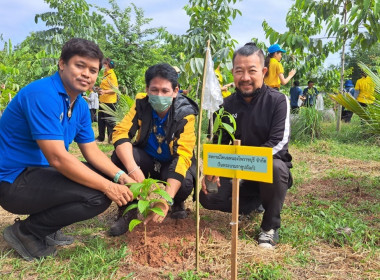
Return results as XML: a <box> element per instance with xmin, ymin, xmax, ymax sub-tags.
<box><xmin>264</xmin><ymin>44</ymin><xmax>296</xmax><ymax>90</ymax></box>
<box><xmin>215</xmin><ymin>65</ymin><xmax>234</xmax><ymax>98</ymax></box>
<box><xmin>96</xmin><ymin>58</ymin><xmax>118</xmax><ymax>143</ymax></box>
<box><xmin>355</xmin><ymin>71</ymin><xmax>375</xmax><ymax>106</ymax></box>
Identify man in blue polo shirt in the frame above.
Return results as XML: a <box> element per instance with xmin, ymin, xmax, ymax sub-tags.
<box><xmin>0</xmin><ymin>38</ymin><xmax>135</xmax><ymax>261</ymax></box>
<box><xmin>289</xmin><ymin>80</ymin><xmax>304</xmax><ymax>113</ymax></box>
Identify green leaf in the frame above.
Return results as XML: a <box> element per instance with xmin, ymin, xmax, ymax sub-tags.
<box><xmin>213</xmin><ymin>116</ymin><xmax>221</xmax><ymax>134</ymax></box>
<box><xmin>123</xmin><ymin>203</ymin><xmax>138</xmax><ymax>216</ymax></box>
<box><xmin>153</xmin><ymin>188</ymin><xmax>172</xmax><ymax>203</ymax></box>
<box><xmin>138</xmin><ymin>200</ymin><xmax>150</xmax><ymax>215</ymax></box>
<box><xmin>221</xmin><ymin>123</ymin><xmax>234</xmax><ymax>135</ymax></box>
<box><xmin>128</xmin><ymin>183</ymin><xmax>143</xmax><ymax>199</ymax></box>
<box><xmin>150</xmin><ymin>207</ymin><xmax>165</xmax><ymax>216</ymax></box>
<box><xmin>129</xmin><ymin>219</ymin><xmax>142</xmax><ymax>232</ymax></box>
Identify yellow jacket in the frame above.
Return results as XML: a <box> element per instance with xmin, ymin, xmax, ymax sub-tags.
<box><xmin>113</xmin><ymin>93</ymin><xmax>198</xmax><ymax>181</ymax></box>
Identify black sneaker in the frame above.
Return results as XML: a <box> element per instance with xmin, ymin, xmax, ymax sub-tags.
<box><xmin>46</xmin><ymin>230</ymin><xmax>74</xmax><ymax>246</ymax></box>
<box><xmin>109</xmin><ymin>207</ymin><xmax>138</xmax><ymax>236</ymax></box>
<box><xmin>170</xmin><ymin>201</ymin><xmax>187</xmax><ymax>219</ymax></box>
<box><xmin>3</xmin><ymin>219</ymin><xmax>56</xmax><ymax>261</ymax></box>
<box><xmin>258</xmin><ymin>228</ymin><xmax>279</xmax><ymax>249</ymax></box>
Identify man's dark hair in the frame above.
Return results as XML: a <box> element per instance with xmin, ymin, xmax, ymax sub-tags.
<box><xmin>308</xmin><ymin>80</ymin><xmax>314</xmax><ymax>85</ymax></box>
<box><xmin>145</xmin><ymin>63</ymin><xmax>178</xmax><ymax>90</ymax></box>
<box><xmin>294</xmin><ymin>80</ymin><xmax>300</xmax><ymax>87</ymax></box>
<box><xmin>60</xmin><ymin>38</ymin><xmax>104</xmax><ymax>70</ymax></box>
<box><xmin>232</xmin><ymin>42</ymin><xmax>265</xmax><ymax>67</ymax></box>
<box><xmin>103</xmin><ymin>58</ymin><xmax>115</xmax><ymax>69</ymax></box>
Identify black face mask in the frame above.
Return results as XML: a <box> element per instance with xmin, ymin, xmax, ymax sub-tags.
<box><xmin>236</xmin><ymin>87</ymin><xmax>261</xmax><ymax>98</ymax></box>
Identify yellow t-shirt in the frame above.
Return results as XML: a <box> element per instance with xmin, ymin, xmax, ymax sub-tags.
<box><xmin>215</xmin><ymin>68</ymin><xmax>232</xmax><ymax>98</ymax></box>
<box><xmin>99</xmin><ymin>69</ymin><xmax>118</xmax><ymax>103</ymax></box>
<box><xmin>264</xmin><ymin>58</ymin><xmax>284</xmax><ymax>89</ymax></box>
<box><xmin>355</xmin><ymin>76</ymin><xmax>375</xmax><ymax>104</ymax></box>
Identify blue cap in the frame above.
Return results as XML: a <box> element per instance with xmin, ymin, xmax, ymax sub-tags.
<box><xmin>344</xmin><ymin>80</ymin><xmax>354</xmax><ymax>87</ymax></box>
<box><xmin>268</xmin><ymin>44</ymin><xmax>286</xmax><ymax>54</ymax></box>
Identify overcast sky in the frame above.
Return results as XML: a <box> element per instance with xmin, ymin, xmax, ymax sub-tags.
<box><xmin>0</xmin><ymin>0</ymin><xmax>340</xmax><ymax>65</ymax></box>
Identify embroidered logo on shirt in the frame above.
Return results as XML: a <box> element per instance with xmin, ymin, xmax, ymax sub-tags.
<box><xmin>60</xmin><ymin>112</ymin><xmax>64</xmax><ymax>122</ymax></box>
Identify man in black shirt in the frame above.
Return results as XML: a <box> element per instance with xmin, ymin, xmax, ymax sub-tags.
<box><xmin>200</xmin><ymin>43</ymin><xmax>292</xmax><ymax>249</ymax></box>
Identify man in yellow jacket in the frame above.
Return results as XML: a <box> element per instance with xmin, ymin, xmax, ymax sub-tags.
<box><xmin>108</xmin><ymin>63</ymin><xmax>199</xmax><ymax>236</ymax></box>
<box><xmin>96</xmin><ymin>58</ymin><xmax>118</xmax><ymax>143</ymax></box>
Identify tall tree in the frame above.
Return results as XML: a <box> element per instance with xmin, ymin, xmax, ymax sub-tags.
<box><xmin>33</xmin><ymin>0</ymin><xmax>105</xmax><ymax>54</ymax></box>
<box><xmin>95</xmin><ymin>0</ymin><xmax>173</xmax><ymax>94</ymax></box>
<box><xmin>162</xmin><ymin>0</ymin><xmax>241</xmax><ymax>78</ymax></box>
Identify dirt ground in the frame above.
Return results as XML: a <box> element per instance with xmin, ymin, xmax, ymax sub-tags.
<box><xmin>0</xmin><ymin>149</ymin><xmax>379</xmax><ymax>279</ymax></box>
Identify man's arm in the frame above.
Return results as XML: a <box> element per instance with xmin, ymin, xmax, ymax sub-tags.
<box><xmin>115</xmin><ymin>142</ymin><xmax>145</xmax><ymax>182</ymax></box>
<box><xmin>37</xmin><ymin>140</ymin><xmax>133</xmax><ymax>206</ymax></box>
<box><xmin>262</xmin><ymin>95</ymin><xmax>290</xmax><ymax>156</ymax></box>
<box><xmin>79</xmin><ymin>141</ymin><xmax>136</xmax><ymax>184</ymax></box>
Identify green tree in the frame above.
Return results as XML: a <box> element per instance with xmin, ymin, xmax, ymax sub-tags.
<box><xmin>95</xmin><ymin>0</ymin><xmax>174</xmax><ymax>95</ymax></box>
<box><xmin>161</xmin><ymin>0</ymin><xmax>242</xmax><ymax>98</ymax></box>
<box><xmin>345</xmin><ymin>42</ymin><xmax>380</xmax><ymax>83</ymax></box>
<box><xmin>33</xmin><ymin>0</ymin><xmax>105</xmax><ymax>54</ymax></box>
<box><xmin>0</xmin><ymin>38</ymin><xmax>57</xmax><ymax>110</ymax></box>
<box><xmin>263</xmin><ymin>0</ymin><xmax>380</xmax><ymax>131</ymax></box>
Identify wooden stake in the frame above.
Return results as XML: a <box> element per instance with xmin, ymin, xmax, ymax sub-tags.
<box><xmin>231</xmin><ymin>139</ymin><xmax>241</xmax><ymax>280</ymax></box>
<box><xmin>195</xmin><ymin>39</ymin><xmax>211</xmax><ymax>271</ymax></box>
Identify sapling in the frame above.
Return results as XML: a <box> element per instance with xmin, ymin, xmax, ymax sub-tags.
<box><xmin>123</xmin><ymin>178</ymin><xmax>173</xmax><ymax>245</ymax></box>
<box><xmin>205</xmin><ymin>107</ymin><xmax>237</xmax><ymax>193</ymax></box>
<box><xmin>212</xmin><ymin>107</ymin><xmax>236</xmax><ymax>145</ymax></box>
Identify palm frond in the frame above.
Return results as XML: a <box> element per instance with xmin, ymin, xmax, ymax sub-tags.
<box><xmin>330</xmin><ymin>62</ymin><xmax>380</xmax><ymax>135</ymax></box>
<box><xmin>99</xmin><ymin>84</ymin><xmax>135</xmax><ymax>124</ymax></box>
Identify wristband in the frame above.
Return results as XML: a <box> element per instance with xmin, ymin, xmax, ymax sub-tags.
<box><xmin>165</xmin><ymin>198</ymin><xmax>174</xmax><ymax>206</ymax></box>
<box><xmin>128</xmin><ymin>165</ymin><xmax>140</xmax><ymax>176</ymax></box>
<box><xmin>113</xmin><ymin>170</ymin><xmax>125</xmax><ymax>183</ymax></box>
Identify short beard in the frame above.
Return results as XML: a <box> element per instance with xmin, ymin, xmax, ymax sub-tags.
<box><xmin>237</xmin><ymin>87</ymin><xmax>261</xmax><ymax>98</ymax></box>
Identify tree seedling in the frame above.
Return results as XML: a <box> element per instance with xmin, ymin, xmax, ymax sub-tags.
<box><xmin>205</xmin><ymin>107</ymin><xmax>237</xmax><ymax>193</ymax></box>
<box><xmin>124</xmin><ymin>178</ymin><xmax>172</xmax><ymax>245</ymax></box>
<box><xmin>212</xmin><ymin>107</ymin><xmax>236</xmax><ymax>144</ymax></box>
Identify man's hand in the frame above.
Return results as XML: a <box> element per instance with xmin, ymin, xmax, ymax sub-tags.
<box><xmin>104</xmin><ymin>182</ymin><xmax>134</xmax><ymax>206</ymax></box>
<box><xmin>128</xmin><ymin>167</ymin><xmax>145</xmax><ymax>183</ymax></box>
<box><xmin>201</xmin><ymin>175</ymin><xmax>220</xmax><ymax>195</ymax></box>
<box><xmin>143</xmin><ymin>200</ymin><xmax>170</xmax><ymax>225</ymax></box>
<box><xmin>118</xmin><ymin>173</ymin><xmax>136</xmax><ymax>185</ymax></box>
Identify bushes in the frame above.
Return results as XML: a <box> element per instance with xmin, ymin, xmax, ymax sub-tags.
<box><xmin>291</xmin><ymin>107</ymin><xmax>323</xmax><ymax>141</ymax></box>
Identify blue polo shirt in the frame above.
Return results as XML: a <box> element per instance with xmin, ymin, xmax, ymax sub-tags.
<box><xmin>289</xmin><ymin>86</ymin><xmax>303</xmax><ymax>107</ymax></box>
<box><xmin>0</xmin><ymin>72</ymin><xmax>94</xmax><ymax>183</ymax></box>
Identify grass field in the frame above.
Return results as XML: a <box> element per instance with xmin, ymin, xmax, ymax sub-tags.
<box><xmin>0</xmin><ymin>117</ymin><xmax>379</xmax><ymax>279</ymax></box>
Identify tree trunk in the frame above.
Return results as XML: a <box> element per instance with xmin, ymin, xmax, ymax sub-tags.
<box><xmin>337</xmin><ymin>1</ymin><xmax>348</xmax><ymax>132</ymax></box>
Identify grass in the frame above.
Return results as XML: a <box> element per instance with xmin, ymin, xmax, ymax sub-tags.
<box><xmin>0</xmin><ymin>120</ymin><xmax>379</xmax><ymax>279</ymax></box>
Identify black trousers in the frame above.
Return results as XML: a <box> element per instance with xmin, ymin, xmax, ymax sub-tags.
<box><xmin>90</xmin><ymin>108</ymin><xmax>98</xmax><ymax>122</ymax></box>
<box><xmin>0</xmin><ymin>166</ymin><xmax>111</xmax><ymax>240</ymax></box>
<box><xmin>199</xmin><ymin>159</ymin><xmax>291</xmax><ymax>231</ymax></box>
<box><xmin>98</xmin><ymin>102</ymin><xmax>116</xmax><ymax>141</ymax></box>
<box><xmin>111</xmin><ymin>147</ymin><xmax>195</xmax><ymax>204</ymax></box>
